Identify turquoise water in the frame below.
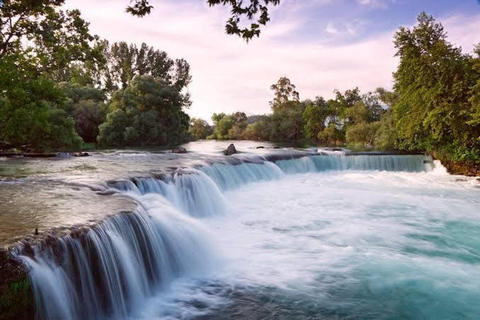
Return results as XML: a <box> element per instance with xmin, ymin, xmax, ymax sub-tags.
<box><xmin>139</xmin><ymin>168</ymin><xmax>480</xmax><ymax>320</ymax></box>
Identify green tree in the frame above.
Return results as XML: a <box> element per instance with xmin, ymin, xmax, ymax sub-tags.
<box><xmin>318</xmin><ymin>123</ymin><xmax>343</xmax><ymax>145</ymax></box>
<box><xmin>98</xmin><ymin>75</ymin><xmax>189</xmax><ymax>147</ymax></box>
<box><xmin>60</xmin><ymin>83</ymin><xmax>107</xmax><ymax>143</ymax></box>
<box><xmin>393</xmin><ymin>12</ymin><xmax>479</xmax><ymax>160</ymax></box>
<box><xmin>270</xmin><ymin>77</ymin><xmax>300</xmax><ymax>110</ymax></box>
<box><xmin>102</xmin><ymin>42</ymin><xmax>191</xmax><ymax>95</ymax></box>
<box><xmin>189</xmin><ymin>118</ymin><xmax>213</xmax><ymax>140</ymax></box>
<box><xmin>302</xmin><ymin>97</ymin><xmax>328</xmax><ymax>141</ymax></box>
<box><xmin>0</xmin><ymin>56</ymin><xmax>82</xmax><ymax>151</ymax></box>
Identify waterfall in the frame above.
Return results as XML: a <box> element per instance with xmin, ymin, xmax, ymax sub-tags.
<box><xmin>15</xmin><ymin>153</ymin><xmax>433</xmax><ymax>320</ymax></box>
<box><xmin>17</xmin><ymin>194</ymin><xmax>215</xmax><ymax>320</ymax></box>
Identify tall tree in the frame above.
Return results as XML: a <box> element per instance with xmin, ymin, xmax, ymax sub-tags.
<box><xmin>393</xmin><ymin>12</ymin><xmax>479</xmax><ymax>155</ymax></box>
<box><xmin>302</xmin><ymin>97</ymin><xmax>328</xmax><ymax>141</ymax></box>
<box><xmin>102</xmin><ymin>42</ymin><xmax>191</xmax><ymax>95</ymax></box>
<box><xmin>270</xmin><ymin>77</ymin><xmax>299</xmax><ymax>110</ymax></box>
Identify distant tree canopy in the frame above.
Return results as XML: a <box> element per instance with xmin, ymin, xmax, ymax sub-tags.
<box><xmin>204</xmin><ymin>77</ymin><xmax>389</xmax><ymax>145</ymax></box>
<box><xmin>189</xmin><ymin>118</ymin><xmax>213</xmax><ymax>140</ymax></box>
<box><xmin>126</xmin><ymin>0</ymin><xmax>281</xmax><ymax>40</ymax></box>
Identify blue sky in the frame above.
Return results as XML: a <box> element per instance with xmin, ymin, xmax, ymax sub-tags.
<box><xmin>67</xmin><ymin>0</ymin><xmax>480</xmax><ymax>120</ymax></box>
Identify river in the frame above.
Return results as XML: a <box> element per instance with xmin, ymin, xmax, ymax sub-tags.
<box><xmin>1</xmin><ymin>141</ymin><xmax>479</xmax><ymax>319</ymax></box>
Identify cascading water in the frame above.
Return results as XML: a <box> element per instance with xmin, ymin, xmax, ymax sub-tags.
<box><xmin>17</xmin><ymin>194</ymin><xmax>216</xmax><ymax>320</ymax></box>
<box><xmin>14</xmin><ymin>153</ymin><xmax>437</xmax><ymax>320</ymax></box>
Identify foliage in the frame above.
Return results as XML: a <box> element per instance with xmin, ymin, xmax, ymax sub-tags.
<box><xmin>302</xmin><ymin>97</ymin><xmax>328</xmax><ymax>141</ymax></box>
<box><xmin>98</xmin><ymin>75</ymin><xmax>189</xmax><ymax>147</ymax></box>
<box><xmin>126</xmin><ymin>0</ymin><xmax>281</xmax><ymax>40</ymax></box>
<box><xmin>189</xmin><ymin>118</ymin><xmax>213</xmax><ymax>140</ymax></box>
<box><xmin>346</xmin><ymin>122</ymin><xmax>380</xmax><ymax>147</ymax></box>
<box><xmin>0</xmin><ymin>0</ymin><xmax>104</xmax><ymax>79</ymax></box>
<box><xmin>270</xmin><ymin>77</ymin><xmax>299</xmax><ymax>110</ymax></box>
<box><xmin>0</xmin><ymin>56</ymin><xmax>82</xmax><ymax>151</ymax></box>
<box><xmin>67</xmin><ymin>96</ymin><xmax>106</xmax><ymax>143</ymax></box>
<box><xmin>102</xmin><ymin>42</ymin><xmax>191</xmax><ymax>95</ymax></box>
<box><xmin>318</xmin><ymin>123</ymin><xmax>344</xmax><ymax>145</ymax></box>
<box><xmin>393</xmin><ymin>13</ymin><xmax>480</xmax><ymax>162</ymax></box>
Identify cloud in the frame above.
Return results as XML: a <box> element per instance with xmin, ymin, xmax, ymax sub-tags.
<box><xmin>356</xmin><ymin>0</ymin><xmax>394</xmax><ymax>9</ymax></box>
<box><xmin>65</xmin><ymin>0</ymin><xmax>480</xmax><ymax>121</ymax></box>
<box><xmin>326</xmin><ymin>22</ymin><xmax>339</xmax><ymax>34</ymax></box>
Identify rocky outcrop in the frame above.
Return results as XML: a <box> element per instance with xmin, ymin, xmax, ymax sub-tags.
<box><xmin>224</xmin><ymin>144</ymin><xmax>237</xmax><ymax>156</ymax></box>
<box><xmin>171</xmin><ymin>147</ymin><xmax>187</xmax><ymax>154</ymax></box>
<box><xmin>0</xmin><ymin>250</ymin><xmax>33</xmax><ymax>320</ymax></box>
<box><xmin>440</xmin><ymin>159</ymin><xmax>480</xmax><ymax>177</ymax></box>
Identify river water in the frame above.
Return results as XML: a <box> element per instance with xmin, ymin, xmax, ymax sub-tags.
<box><xmin>1</xmin><ymin>141</ymin><xmax>480</xmax><ymax>319</ymax></box>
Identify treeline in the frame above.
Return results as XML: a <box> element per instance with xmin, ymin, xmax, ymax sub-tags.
<box><xmin>191</xmin><ymin>83</ymin><xmax>391</xmax><ymax>147</ymax></box>
<box><xmin>190</xmin><ymin>13</ymin><xmax>480</xmax><ymax>165</ymax></box>
<box><xmin>0</xmin><ymin>0</ymin><xmax>192</xmax><ymax>152</ymax></box>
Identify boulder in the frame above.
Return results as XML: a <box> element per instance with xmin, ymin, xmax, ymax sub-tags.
<box><xmin>171</xmin><ymin>147</ymin><xmax>187</xmax><ymax>154</ymax></box>
<box><xmin>72</xmin><ymin>152</ymin><xmax>90</xmax><ymax>157</ymax></box>
<box><xmin>224</xmin><ymin>144</ymin><xmax>237</xmax><ymax>156</ymax></box>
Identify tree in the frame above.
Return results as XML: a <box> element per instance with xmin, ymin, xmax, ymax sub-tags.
<box><xmin>318</xmin><ymin>123</ymin><xmax>343</xmax><ymax>145</ymax></box>
<box><xmin>0</xmin><ymin>1</ymin><xmax>104</xmax><ymax>78</ymax></box>
<box><xmin>393</xmin><ymin>12</ymin><xmax>479</xmax><ymax>158</ymax></box>
<box><xmin>213</xmin><ymin>114</ymin><xmax>236</xmax><ymax>139</ymax></box>
<box><xmin>189</xmin><ymin>118</ymin><xmax>213</xmax><ymax>140</ymax></box>
<box><xmin>60</xmin><ymin>83</ymin><xmax>107</xmax><ymax>143</ymax></box>
<box><xmin>0</xmin><ymin>56</ymin><xmax>82</xmax><ymax>151</ymax></box>
<box><xmin>302</xmin><ymin>97</ymin><xmax>328</xmax><ymax>141</ymax></box>
<box><xmin>242</xmin><ymin>121</ymin><xmax>268</xmax><ymax>140</ymax></box>
<box><xmin>126</xmin><ymin>0</ymin><xmax>281</xmax><ymax>40</ymax></box>
<box><xmin>98</xmin><ymin>75</ymin><xmax>190</xmax><ymax>147</ymax></box>
<box><xmin>270</xmin><ymin>77</ymin><xmax>299</xmax><ymax>110</ymax></box>
<box><xmin>102</xmin><ymin>42</ymin><xmax>191</xmax><ymax>95</ymax></box>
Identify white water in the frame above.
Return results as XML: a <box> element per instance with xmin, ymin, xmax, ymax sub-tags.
<box><xmin>17</xmin><ymin>154</ymin><xmax>480</xmax><ymax>320</ymax></box>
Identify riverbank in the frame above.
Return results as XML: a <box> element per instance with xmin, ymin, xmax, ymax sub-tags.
<box><xmin>437</xmin><ymin>158</ymin><xmax>480</xmax><ymax>177</ymax></box>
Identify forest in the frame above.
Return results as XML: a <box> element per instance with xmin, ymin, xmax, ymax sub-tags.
<box><xmin>0</xmin><ymin>1</ymin><xmax>479</xmax><ymax>169</ymax></box>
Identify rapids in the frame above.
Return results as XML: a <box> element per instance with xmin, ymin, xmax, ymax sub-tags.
<box><xmin>4</xmin><ymin>147</ymin><xmax>479</xmax><ymax>320</ymax></box>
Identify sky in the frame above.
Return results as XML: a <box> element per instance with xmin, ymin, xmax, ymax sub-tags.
<box><xmin>66</xmin><ymin>0</ymin><xmax>480</xmax><ymax>121</ymax></box>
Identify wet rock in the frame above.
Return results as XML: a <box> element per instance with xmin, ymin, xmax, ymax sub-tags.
<box><xmin>0</xmin><ymin>249</ymin><xmax>34</xmax><ymax>319</ymax></box>
<box><xmin>256</xmin><ymin>146</ymin><xmax>265</xmax><ymax>149</ymax></box>
<box><xmin>171</xmin><ymin>147</ymin><xmax>187</xmax><ymax>154</ymax></box>
<box><xmin>23</xmin><ymin>153</ymin><xmax>57</xmax><ymax>158</ymax></box>
<box><xmin>72</xmin><ymin>152</ymin><xmax>90</xmax><ymax>157</ymax></box>
<box><xmin>20</xmin><ymin>242</ymin><xmax>34</xmax><ymax>259</ymax></box>
<box><xmin>224</xmin><ymin>144</ymin><xmax>237</xmax><ymax>156</ymax></box>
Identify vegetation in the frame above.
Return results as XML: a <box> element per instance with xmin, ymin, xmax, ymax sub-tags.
<box><xmin>0</xmin><ymin>0</ymin><xmax>192</xmax><ymax>152</ymax></box>
<box><xmin>126</xmin><ymin>0</ymin><xmax>281</xmax><ymax>40</ymax></box>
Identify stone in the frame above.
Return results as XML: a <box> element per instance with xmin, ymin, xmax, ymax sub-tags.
<box><xmin>224</xmin><ymin>144</ymin><xmax>237</xmax><ymax>156</ymax></box>
<box><xmin>72</xmin><ymin>152</ymin><xmax>90</xmax><ymax>157</ymax></box>
<box><xmin>171</xmin><ymin>147</ymin><xmax>187</xmax><ymax>154</ymax></box>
